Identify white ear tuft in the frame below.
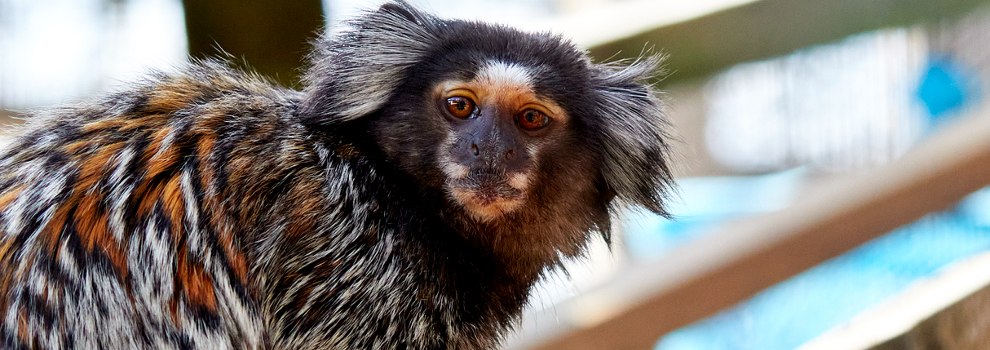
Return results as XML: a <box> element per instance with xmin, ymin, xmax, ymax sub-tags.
<box><xmin>592</xmin><ymin>56</ymin><xmax>674</xmax><ymax>216</ymax></box>
<box><xmin>300</xmin><ymin>1</ymin><xmax>441</xmax><ymax>125</ymax></box>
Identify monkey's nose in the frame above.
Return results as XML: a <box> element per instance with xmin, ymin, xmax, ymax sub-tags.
<box><xmin>469</xmin><ymin>142</ymin><xmax>515</xmax><ymax>161</ymax></box>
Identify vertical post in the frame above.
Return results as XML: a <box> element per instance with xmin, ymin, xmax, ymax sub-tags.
<box><xmin>182</xmin><ymin>0</ymin><xmax>324</xmax><ymax>86</ymax></box>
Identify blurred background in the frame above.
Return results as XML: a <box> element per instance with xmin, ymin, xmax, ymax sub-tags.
<box><xmin>4</xmin><ymin>0</ymin><xmax>990</xmax><ymax>349</ymax></box>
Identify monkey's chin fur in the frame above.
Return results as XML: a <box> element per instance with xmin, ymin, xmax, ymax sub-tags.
<box><xmin>449</xmin><ymin>187</ymin><xmax>524</xmax><ymax>222</ymax></box>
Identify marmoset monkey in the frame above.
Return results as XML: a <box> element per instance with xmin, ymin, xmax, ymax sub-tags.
<box><xmin>0</xmin><ymin>1</ymin><xmax>673</xmax><ymax>348</ymax></box>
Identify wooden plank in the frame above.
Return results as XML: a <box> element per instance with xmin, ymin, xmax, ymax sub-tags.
<box><xmin>506</xmin><ymin>111</ymin><xmax>990</xmax><ymax>349</ymax></box>
<box><xmin>588</xmin><ymin>0</ymin><xmax>990</xmax><ymax>84</ymax></box>
<box><xmin>801</xmin><ymin>252</ymin><xmax>990</xmax><ymax>349</ymax></box>
<box><xmin>535</xmin><ymin>0</ymin><xmax>761</xmax><ymax>49</ymax></box>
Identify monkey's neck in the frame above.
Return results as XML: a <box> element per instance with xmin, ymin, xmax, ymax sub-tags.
<box><xmin>395</xmin><ymin>198</ymin><xmax>555</xmax><ymax>345</ymax></box>
<box><xmin>230</xmin><ymin>133</ymin><xmax>561</xmax><ymax>348</ymax></box>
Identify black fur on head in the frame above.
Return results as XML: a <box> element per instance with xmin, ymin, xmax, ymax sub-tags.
<box><xmin>300</xmin><ymin>1</ymin><xmax>673</xmax><ymax>249</ymax></box>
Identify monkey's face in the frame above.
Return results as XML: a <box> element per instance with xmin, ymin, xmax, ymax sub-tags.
<box><xmin>431</xmin><ymin>61</ymin><xmax>568</xmax><ymax>222</ymax></box>
<box><xmin>315</xmin><ymin>5</ymin><xmax>673</xmax><ymax>229</ymax></box>
<box><xmin>370</xmin><ymin>49</ymin><xmax>595</xmax><ymax>223</ymax></box>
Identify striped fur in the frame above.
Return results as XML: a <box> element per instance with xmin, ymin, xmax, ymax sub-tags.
<box><xmin>0</xmin><ymin>1</ymin><xmax>674</xmax><ymax>349</ymax></box>
<box><xmin>0</xmin><ymin>63</ymin><xmax>280</xmax><ymax>348</ymax></box>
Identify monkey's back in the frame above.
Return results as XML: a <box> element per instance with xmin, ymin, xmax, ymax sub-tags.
<box><xmin>0</xmin><ymin>63</ymin><xmax>303</xmax><ymax>349</ymax></box>
<box><xmin>0</xmin><ymin>62</ymin><xmax>512</xmax><ymax>350</ymax></box>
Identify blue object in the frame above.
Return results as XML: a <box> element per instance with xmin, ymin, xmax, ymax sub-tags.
<box><xmin>621</xmin><ymin>172</ymin><xmax>990</xmax><ymax>349</ymax></box>
<box><xmin>623</xmin><ymin>169</ymin><xmax>804</xmax><ymax>258</ymax></box>
<box><xmin>915</xmin><ymin>57</ymin><xmax>975</xmax><ymax>120</ymax></box>
<box><xmin>655</xmin><ymin>210</ymin><xmax>990</xmax><ymax>349</ymax></box>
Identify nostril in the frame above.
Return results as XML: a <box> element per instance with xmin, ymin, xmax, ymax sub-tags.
<box><xmin>505</xmin><ymin>149</ymin><xmax>514</xmax><ymax>159</ymax></box>
<box><xmin>471</xmin><ymin>143</ymin><xmax>479</xmax><ymax>156</ymax></box>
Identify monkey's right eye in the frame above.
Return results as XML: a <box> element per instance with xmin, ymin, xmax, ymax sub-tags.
<box><xmin>445</xmin><ymin>96</ymin><xmax>476</xmax><ymax>119</ymax></box>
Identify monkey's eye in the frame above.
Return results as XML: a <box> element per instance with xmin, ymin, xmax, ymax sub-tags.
<box><xmin>445</xmin><ymin>96</ymin><xmax>476</xmax><ymax>119</ymax></box>
<box><xmin>515</xmin><ymin>109</ymin><xmax>551</xmax><ymax>131</ymax></box>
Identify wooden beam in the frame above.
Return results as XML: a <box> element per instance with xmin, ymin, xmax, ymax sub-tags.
<box><xmin>802</xmin><ymin>252</ymin><xmax>990</xmax><ymax>349</ymax></box>
<box><xmin>506</xmin><ymin>110</ymin><xmax>990</xmax><ymax>349</ymax></box>
<box><xmin>589</xmin><ymin>0</ymin><xmax>990</xmax><ymax>84</ymax></box>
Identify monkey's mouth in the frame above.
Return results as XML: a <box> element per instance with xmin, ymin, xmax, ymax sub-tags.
<box><xmin>448</xmin><ymin>178</ymin><xmax>525</xmax><ymax>221</ymax></box>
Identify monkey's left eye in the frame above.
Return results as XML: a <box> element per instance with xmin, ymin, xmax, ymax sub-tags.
<box><xmin>445</xmin><ymin>96</ymin><xmax>476</xmax><ymax>119</ymax></box>
<box><xmin>515</xmin><ymin>109</ymin><xmax>551</xmax><ymax>131</ymax></box>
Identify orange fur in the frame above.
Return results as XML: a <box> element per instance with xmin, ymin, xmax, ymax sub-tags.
<box><xmin>182</xmin><ymin>262</ymin><xmax>218</xmax><ymax>313</ymax></box>
<box><xmin>284</xmin><ymin>179</ymin><xmax>322</xmax><ymax>239</ymax></box>
<box><xmin>0</xmin><ymin>186</ymin><xmax>24</xmax><ymax>314</ymax></box>
<box><xmin>17</xmin><ymin>307</ymin><xmax>29</xmax><ymax>344</ymax></box>
<box><xmin>161</xmin><ymin>176</ymin><xmax>185</xmax><ymax>236</ymax></box>
<box><xmin>147</xmin><ymin>79</ymin><xmax>201</xmax><ymax>113</ymax></box>
<box><xmin>75</xmin><ymin>194</ymin><xmax>128</xmax><ymax>280</ymax></box>
<box><xmin>0</xmin><ymin>185</ymin><xmax>24</xmax><ymax>214</ymax></box>
<box><xmin>80</xmin><ymin>119</ymin><xmax>126</xmax><ymax>134</ymax></box>
<box><xmin>196</xmin><ymin>134</ymin><xmax>217</xmax><ymax>189</ymax></box>
<box><xmin>72</xmin><ymin>143</ymin><xmax>122</xmax><ymax>193</ymax></box>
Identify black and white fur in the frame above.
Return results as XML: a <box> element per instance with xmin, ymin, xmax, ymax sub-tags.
<box><xmin>0</xmin><ymin>1</ymin><xmax>673</xmax><ymax>349</ymax></box>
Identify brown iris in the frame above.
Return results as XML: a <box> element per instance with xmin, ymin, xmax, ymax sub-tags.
<box><xmin>516</xmin><ymin>109</ymin><xmax>550</xmax><ymax>131</ymax></box>
<box><xmin>445</xmin><ymin>96</ymin><xmax>476</xmax><ymax>119</ymax></box>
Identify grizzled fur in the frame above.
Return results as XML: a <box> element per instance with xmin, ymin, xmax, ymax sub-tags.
<box><xmin>0</xmin><ymin>1</ymin><xmax>673</xmax><ymax>349</ymax></box>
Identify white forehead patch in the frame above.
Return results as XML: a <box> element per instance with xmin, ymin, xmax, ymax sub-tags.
<box><xmin>476</xmin><ymin>61</ymin><xmax>534</xmax><ymax>89</ymax></box>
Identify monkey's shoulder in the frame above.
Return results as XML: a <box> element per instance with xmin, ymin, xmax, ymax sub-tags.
<box><xmin>0</xmin><ymin>62</ymin><xmax>300</xmax><ymax>349</ymax></box>
<box><xmin>2</xmin><ymin>61</ymin><xmax>305</xmax><ymax>171</ymax></box>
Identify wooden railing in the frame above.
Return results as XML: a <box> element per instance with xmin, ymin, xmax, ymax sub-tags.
<box><xmin>584</xmin><ymin>0</ymin><xmax>990</xmax><ymax>85</ymax></box>
<box><xmin>803</xmin><ymin>251</ymin><xmax>990</xmax><ymax>348</ymax></box>
<box><xmin>502</xmin><ymin>1</ymin><xmax>990</xmax><ymax>348</ymax></box>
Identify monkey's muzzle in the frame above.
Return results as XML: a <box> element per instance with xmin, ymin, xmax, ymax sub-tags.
<box><xmin>449</xmin><ymin>174</ymin><xmax>525</xmax><ymax>221</ymax></box>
